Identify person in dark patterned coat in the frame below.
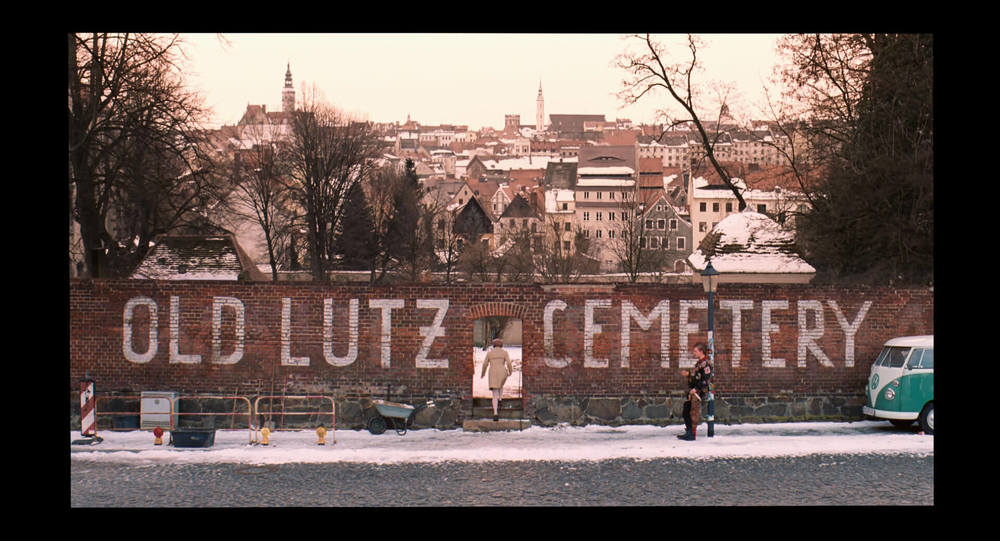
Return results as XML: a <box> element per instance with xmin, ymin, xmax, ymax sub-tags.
<box><xmin>678</xmin><ymin>341</ymin><xmax>712</xmax><ymax>441</ymax></box>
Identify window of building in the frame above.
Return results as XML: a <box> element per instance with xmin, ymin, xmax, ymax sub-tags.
<box><xmin>757</xmin><ymin>204</ymin><xmax>767</xmax><ymax>213</ymax></box>
<box><xmin>699</xmin><ymin>222</ymin><xmax>707</xmax><ymax>232</ymax></box>
<box><xmin>609</xmin><ymin>212</ymin><xmax>616</xmax><ymax>221</ymax></box>
<box><xmin>662</xmin><ymin>237</ymin><xmax>669</xmax><ymax>249</ymax></box>
<box><xmin>596</xmin><ymin>212</ymin><xmax>602</xmax><ymax>221</ymax></box>
<box><xmin>596</xmin><ymin>230</ymin><xmax>603</xmax><ymax>238</ymax></box>
<box><xmin>640</xmin><ymin>237</ymin><xmax>647</xmax><ymax>248</ymax></box>
<box><xmin>677</xmin><ymin>237</ymin><xmax>686</xmax><ymax>250</ymax></box>
<box><xmin>699</xmin><ymin>202</ymin><xmax>707</xmax><ymax>212</ymax></box>
<box><xmin>726</xmin><ymin>202</ymin><xmax>732</xmax><ymax>213</ymax></box>
<box><xmin>609</xmin><ymin>230</ymin><xmax>616</xmax><ymax>239</ymax></box>
<box><xmin>564</xmin><ymin>222</ymin><xmax>571</xmax><ymax>231</ymax></box>
<box><xmin>597</xmin><ymin>192</ymin><xmax>602</xmax><ymax>200</ymax></box>
<box><xmin>646</xmin><ymin>219</ymin><xmax>654</xmax><ymax>229</ymax></box>
<box><xmin>669</xmin><ymin>219</ymin><xmax>677</xmax><ymax>230</ymax></box>
<box><xmin>584</xmin><ymin>192</ymin><xmax>590</xmax><ymax>199</ymax></box>
<box><xmin>712</xmin><ymin>202</ymin><xmax>719</xmax><ymax>212</ymax></box>
<box><xmin>650</xmin><ymin>237</ymin><xmax>658</xmax><ymax>249</ymax></box>
<box><xmin>563</xmin><ymin>240</ymin><xmax>571</xmax><ymax>251</ymax></box>
<box><xmin>562</xmin><ymin>203</ymin><xmax>568</xmax><ymax>211</ymax></box>
<box><xmin>657</xmin><ymin>219</ymin><xmax>665</xmax><ymax>229</ymax></box>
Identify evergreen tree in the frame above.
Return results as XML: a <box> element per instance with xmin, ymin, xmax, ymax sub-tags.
<box><xmin>797</xmin><ymin>34</ymin><xmax>933</xmax><ymax>285</ymax></box>
<box><xmin>334</xmin><ymin>181</ymin><xmax>377</xmax><ymax>270</ymax></box>
<box><xmin>386</xmin><ymin>159</ymin><xmax>430</xmax><ymax>280</ymax></box>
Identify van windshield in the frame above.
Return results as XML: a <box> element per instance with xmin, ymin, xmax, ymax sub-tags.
<box><xmin>876</xmin><ymin>346</ymin><xmax>911</xmax><ymax>368</ymax></box>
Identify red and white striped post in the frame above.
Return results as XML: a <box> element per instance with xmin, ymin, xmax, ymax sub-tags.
<box><xmin>80</xmin><ymin>379</ymin><xmax>96</xmax><ymax>438</ymax></box>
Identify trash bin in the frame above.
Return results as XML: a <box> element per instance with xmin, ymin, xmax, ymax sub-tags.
<box><xmin>171</xmin><ymin>429</ymin><xmax>216</xmax><ymax>448</ymax></box>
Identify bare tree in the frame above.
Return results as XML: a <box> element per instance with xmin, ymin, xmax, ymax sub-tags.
<box><xmin>284</xmin><ymin>87</ymin><xmax>383</xmax><ymax>280</ymax></box>
<box><xmin>535</xmin><ymin>215</ymin><xmax>594</xmax><ymax>283</ymax></box>
<box><xmin>69</xmin><ymin>33</ymin><xmax>220</xmax><ymax>277</ymax></box>
<box><xmin>607</xmin><ymin>187</ymin><xmax>667</xmax><ymax>282</ymax></box>
<box><xmin>229</xmin><ymin>126</ymin><xmax>295</xmax><ymax>280</ymax></box>
<box><xmin>617</xmin><ymin>34</ymin><xmax>747</xmax><ymax>210</ymax></box>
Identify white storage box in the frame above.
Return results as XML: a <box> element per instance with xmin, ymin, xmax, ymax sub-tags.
<box><xmin>140</xmin><ymin>391</ymin><xmax>178</xmax><ymax>430</ymax></box>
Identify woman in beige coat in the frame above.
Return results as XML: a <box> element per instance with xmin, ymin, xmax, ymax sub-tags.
<box><xmin>481</xmin><ymin>338</ymin><xmax>513</xmax><ymax>421</ymax></box>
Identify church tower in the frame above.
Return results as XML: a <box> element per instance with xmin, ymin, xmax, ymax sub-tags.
<box><xmin>282</xmin><ymin>62</ymin><xmax>295</xmax><ymax>113</ymax></box>
<box><xmin>536</xmin><ymin>80</ymin><xmax>545</xmax><ymax>133</ymax></box>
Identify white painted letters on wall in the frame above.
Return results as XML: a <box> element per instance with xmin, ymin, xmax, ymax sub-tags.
<box><xmin>281</xmin><ymin>297</ymin><xmax>309</xmax><ymax>366</ymax></box>
<box><xmin>720</xmin><ymin>300</ymin><xmax>753</xmax><ymax>367</ymax></box>
<box><xmin>678</xmin><ymin>300</ymin><xmax>706</xmax><ymax>368</ymax></box>
<box><xmin>797</xmin><ymin>300</ymin><xmax>831</xmax><ymax>367</ymax></box>
<box><xmin>543</xmin><ymin>300</ymin><xmax>572</xmax><ymax>368</ymax></box>
<box><xmin>323</xmin><ymin>298</ymin><xmax>359</xmax><ymax>367</ymax></box>
<box><xmin>621</xmin><ymin>300</ymin><xmax>670</xmax><ymax>368</ymax></box>
<box><xmin>416</xmin><ymin>299</ymin><xmax>449</xmax><ymax>369</ymax></box>
<box><xmin>827</xmin><ymin>300</ymin><xmax>872</xmax><ymax>367</ymax></box>
<box><xmin>584</xmin><ymin>299</ymin><xmax>612</xmax><ymax>368</ymax></box>
<box><xmin>211</xmin><ymin>296</ymin><xmax>245</xmax><ymax>365</ymax></box>
<box><xmin>123</xmin><ymin>296</ymin><xmax>158</xmax><ymax>364</ymax></box>
<box><xmin>761</xmin><ymin>300</ymin><xmax>788</xmax><ymax>368</ymax></box>
<box><xmin>370</xmin><ymin>299</ymin><xmax>404</xmax><ymax>368</ymax></box>
<box><xmin>170</xmin><ymin>296</ymin><xmax>202</xmax><ymax>364</ymax></box>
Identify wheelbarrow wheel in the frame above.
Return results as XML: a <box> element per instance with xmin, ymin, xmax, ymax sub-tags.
<box><xmin>367</xmin><ymin>415</ymin><xmax>387</xmax><ymax>435</ymax></box>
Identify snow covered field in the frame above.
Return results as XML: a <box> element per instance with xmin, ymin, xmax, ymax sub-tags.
<box><xmin>70</xmin><ymin>420</ymin><xmax>932</xmax><ymax>466</ymax></box>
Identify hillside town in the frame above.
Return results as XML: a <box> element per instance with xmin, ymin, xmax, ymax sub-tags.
<box><xmin>72</xmin><ymin>63</ymin><xmax>813</xmax><ymax>283</ymax></box>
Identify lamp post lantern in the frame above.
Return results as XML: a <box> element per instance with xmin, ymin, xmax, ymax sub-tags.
<box><xmin>700</xmin><ymin>260</ymin><xmax>719</xmax><ymax>437</ymax></box>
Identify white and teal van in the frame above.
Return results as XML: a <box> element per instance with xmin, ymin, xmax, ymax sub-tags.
<box><xmin>862</xmin><ymin>335</ymin><xmax>933</xmax><ymax>434</ymax></box>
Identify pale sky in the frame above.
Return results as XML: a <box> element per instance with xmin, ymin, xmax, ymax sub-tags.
<box><xmin>179</xmin><ymin>33</ymin><xmax>785</xmax><ymax>131</ymax></box>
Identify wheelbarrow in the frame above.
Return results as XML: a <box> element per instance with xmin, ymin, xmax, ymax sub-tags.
<box><xmin>367</xmin><ymin>398</ymin><xmax>433</xmax><ymax>435</ymax></box>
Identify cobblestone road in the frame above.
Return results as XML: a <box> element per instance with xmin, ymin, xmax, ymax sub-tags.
<box><xmin>71</xmin><ymin>453</ymin><xmax>932</xmax><ymax>507</ymax></box>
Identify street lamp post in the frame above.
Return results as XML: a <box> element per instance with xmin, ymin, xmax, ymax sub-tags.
<box><xmin>700</xmin><ymin>260</ymin><xmax>719</xmax><ymax>438</ymax></box>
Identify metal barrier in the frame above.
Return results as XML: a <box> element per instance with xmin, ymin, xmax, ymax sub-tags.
<box><xmin>172</xmin><ymin>395</ymin><xmax>255</xmax><ymax>444</ymax></box>
<box><xmin>94</xmin><ymin>395</ymin><xmax>144</xmax><ymax>431</ymax></box>
<box><xmin>253</xmin><ymin>395</ymin><xmax>337</xmax><ymax>444</ymax></box>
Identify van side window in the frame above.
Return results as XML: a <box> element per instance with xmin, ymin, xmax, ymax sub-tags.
<box><xmin>906</xmin><ymin>349</ymin><xmax>924</xmax><ymax>369</ymax></box>
<box><xmin>917</xmin><ymin>349</ymin><xmax>933</xmax><ymax>369</ymax></box>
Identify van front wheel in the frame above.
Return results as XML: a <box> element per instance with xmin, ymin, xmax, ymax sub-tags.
<box><xmin>918</xmin><ymin>403</ymin><xmax>934</xmax><ymax>435</ymax></box>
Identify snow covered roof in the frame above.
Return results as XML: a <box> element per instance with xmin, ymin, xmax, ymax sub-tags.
<box><xmin>576</xmin><ymin>178</ymin><xmax>635</xmax><ymax>187</ymax></box>
<box><xmin>687</xmin><ymin>210</ymin><xmax>815</xmax><ymax>281</ymax></box>
<box><xmin>578</xmin><ymin>166</ymin><xmax>634</xmax><ymax>176</ymax></box>
<box><xmin>130</xmin><ymin>235</ymin><xmax>266</xmax><ymax>281</ymax></box>
<box><xmin>545</xmin><ymin>189</ymin><xmax>576</xmax><ymax>213</ymax></box>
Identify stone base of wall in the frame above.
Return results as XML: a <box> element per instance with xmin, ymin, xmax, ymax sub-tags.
<box><xmin>69</xmin><ymin>392</ymin><xmax>868</xmax><ymax>432</ymax></box>
<box><xmin>529</xmin><ymin>393</ymin><xmax>867</xmax><ymax>426</ymax></box>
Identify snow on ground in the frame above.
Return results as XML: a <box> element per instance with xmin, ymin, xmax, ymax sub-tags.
<box><xmin>70</xmin><ymin>421</ymin><xmax>933</xmax><ymax>466</ymax></box>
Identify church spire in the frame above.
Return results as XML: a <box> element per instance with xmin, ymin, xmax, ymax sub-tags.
<box><xmin>536</xmin><ymin>79</ymin><xmax>545</xmax><ymax>133</ymax></box>
<box><xmin>282</xmin><ymin>62</ymin><xmax>295</xmax><ymax>113</ymax></box>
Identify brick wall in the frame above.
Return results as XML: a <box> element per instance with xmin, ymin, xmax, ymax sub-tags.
<box><xmin>69</xmin><ymin>280</ymin><xmax>933</xmax><ymax>426</ymax></box>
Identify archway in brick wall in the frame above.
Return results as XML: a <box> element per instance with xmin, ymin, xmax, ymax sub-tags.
<box><xmin>468</xmin><ymin>303</ymin><xmax>524</xmax><ymax>400</ymax></box>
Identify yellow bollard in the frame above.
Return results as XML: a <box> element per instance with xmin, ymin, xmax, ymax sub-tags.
<box><xmin>153</xmin><ymin>426</ymin><xmax>164</xmax><ymax>446</ymax></box>
<box><xmin>316</xmin><ymin>425</ymin><xmax>327</xmax><ymax>445</ymax></box>
<box><xmin>260</xmin><ymin>427</ymin><xmax>271</xmax><ymax>446</ymax></box>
